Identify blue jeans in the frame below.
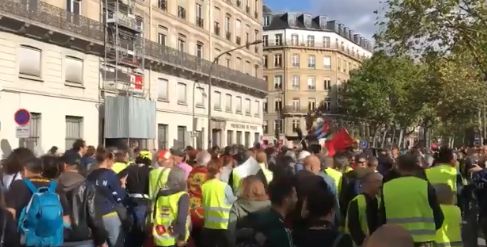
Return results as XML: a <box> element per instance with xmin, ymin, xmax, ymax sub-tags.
<box><xmin>103</xmin><ymin>212</ymin><xmax>124</xmax><ymax>247</ymax></box>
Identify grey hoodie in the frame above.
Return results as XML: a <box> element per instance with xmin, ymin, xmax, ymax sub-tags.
<box><xmin>58</xmin><ymin>171</ymin><xmax>85</xmax><ymax>192</ymax></box>
<box><xmin>228</xmin><ymin>199</ymin><xmax>271</xmax><ymax>246</ymax></box>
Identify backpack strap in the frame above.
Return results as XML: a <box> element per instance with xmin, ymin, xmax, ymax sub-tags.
<box><xmin>47</xmin><ymin>181</ymin><xmax>57</xmax><ymax>193</ymax></box>
<box><xmin>22</xmin><ymin>179</ymin><xmax>37</xmax><ymax>193</ymax></box>
<box><xmin>331</xmin><ymin>233</ymin><xmax>344</xmax><ymax>247</ymax></box>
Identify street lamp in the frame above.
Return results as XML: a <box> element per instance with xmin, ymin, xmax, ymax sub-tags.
<box><xmin>207</xmin><ymin>40</ymin><xmax>263</xmax><ymax>148</ymax></box>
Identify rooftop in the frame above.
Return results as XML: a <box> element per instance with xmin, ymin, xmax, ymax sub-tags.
<box><xmin>263</xmin><ymin>6</ymin><xmax>373</xmax><ymax>51</ymax></box>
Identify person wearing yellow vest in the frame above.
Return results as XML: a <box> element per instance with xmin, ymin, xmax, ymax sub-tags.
<box><xmin>149</xmin><ymin>150</ymin><xmax>174</xmax><ymax>200</ymax></box>
<box><xmin>346</xmin><ymin>170</ymin><xmax>383</xmax><ymax>246</ymax></box>
<box><xmin>153</xmin><ymin>167</ymin><xmax>191</xmax><ymax>247</ymax></box>
<box><xmin>201</xmin><ymin>159</ymin><xmax>237</xmax><ymax>247</ymax></box>
<box><xmin>112</xmin><ymin>150</ymin><xmax>129</xmax><ymax>174</ymax></box>
<box><xmin>380</xmin><ymin>154</ymin><xmax>444</xmax><ymax>246</ymax></box>
<box><xmin>324</xmin><ymin>156</ymin><xmax>344</xmax><ymax>194</ymax></box>
<box><xmin>433</xmin><ymin>184</ymin><xmax>462</xmax><ymax>247</ymax></box>
<box><xmin>425</xmin><ymin>147</ymin><xmax>460</xmax><ymax>197</ymax></box>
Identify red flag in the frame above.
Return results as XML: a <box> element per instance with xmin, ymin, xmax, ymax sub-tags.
<box><xmin>325</xmin><ymin>128</ymin><xmax>354</xmax><ymax>157</ymax></box>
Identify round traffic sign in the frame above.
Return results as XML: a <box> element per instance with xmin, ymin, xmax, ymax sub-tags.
<box><xmin>14</xmin><ymin>109</ymin><xmax>31</xmax><ymax>126</ymax></box>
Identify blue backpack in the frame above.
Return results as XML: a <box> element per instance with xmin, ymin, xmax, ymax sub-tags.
<box><xmin>18</xmin><ymin>179</ymin><xmax>64</xmax><ymax>247</ymax></box>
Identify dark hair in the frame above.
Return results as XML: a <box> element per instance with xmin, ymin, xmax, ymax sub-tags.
<box><xmin>3</xmin><ymin>148</ymin><xmax>36</xmax><ymax>175</ymax></box>
<box><xmin>24</xmin><ymin>157</ymin><xmax>42</xmax><ymax>174</ymax></box>
<box><xmin>72</xmin><ymin>139</ymin><xmax>86</xmax><ymax>152</ymax></box>
<box><xmin>397</xmin><ymin>154</ymin><xmax>419</xmax><ymax>172</ymax></box>
<box><xmin>41</xmin><ymin>155</ymin><xmax>62</xmax><ymax>179</ymax></box>
<box><xmin>437</xmin><ymin>146</ymin><xmax>454</xmax><ymax>164</ymax></box>
<box><xmin>85</xmin><ymin>146</ymin><xmax>96</xmax><ymax>157</ymax></box>
<box><xmin>114</xmin><ymin>151</ymin><xmax>127</xmax><ymax>163</ymax></box>
<box><xmin>308</xmin><ymin>144</ymin><xmax>322</xmax><ymax>154</ymax></box>
<box><xmin>268</xmin><ymin>177</ymin><xmax>295</xmax><ymax>206</ymax></box>
<box><xmin>271</xmin><ymin>156</ymin><xmax>295</xmax><ymax>179</ymax></box>
<box><xmin>307</xmin><ymin>184</ymin><xmax>335</xmax><ymax>217</ymax></box>
<box><xmin>234</xmin><ymin>145</ymin><xmax>249</xmax><ymax>165</ymax></box>
<box><xmin>48</xmin><ymin>146</ymin><xmax>58</xmax><ymax>155</ymax></box>
<box><xmin>95</xmin><ymin>146</ymin><xmax>113</xmax><ymax>164</ymax></box>
<box><xmin>135</xmin><ymin>156</ymin><xmax>151</xmax><ymax>167</ymax></box>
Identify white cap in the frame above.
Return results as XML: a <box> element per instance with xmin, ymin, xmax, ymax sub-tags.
<box><xmin>298</xmin><ymin>150</ymin><xmax>311</xmax><ymax>162</ymax></box>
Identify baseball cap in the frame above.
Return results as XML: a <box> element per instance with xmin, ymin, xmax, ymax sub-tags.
<box><xmin>157</xmin><ymin>150</ymin><xmax>171</xmax><ymax>160</ymax></box>
<box><xmin>170</xmin><ymin>147</ymin><xmax>185</xmax><ymax>157</ymax></box>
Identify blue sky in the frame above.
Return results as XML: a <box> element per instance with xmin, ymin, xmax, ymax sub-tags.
<box><xmin>264</xmin><ymin>0</ymin><xmax>381</xmax><ymax>39</ymax></box>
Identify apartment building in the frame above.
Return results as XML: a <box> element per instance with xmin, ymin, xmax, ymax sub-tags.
<box><xmin>262</xmin><ymin>8</ymin><xmax>373</xmax><ymax>142</ymax></box>
<box><xmin>0</xmin><ymin>0</ymin><xmax>265</xmax><ymax>157</ymax></box>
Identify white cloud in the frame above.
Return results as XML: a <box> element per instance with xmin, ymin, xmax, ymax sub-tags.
<box><xmin>309</xmin><ymin>0</ymin><xmax>382</xmax><ymax>40</ymax></box>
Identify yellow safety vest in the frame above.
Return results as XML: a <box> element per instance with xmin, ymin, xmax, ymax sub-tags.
<box><xmin>139</xmin><ymin>150</ymin><xmax>152</xmax><ymax>160</ymax></box>
<box><xmin>435</xmin><ymin>205</ymin><xmax>463</xmax><ymax>247</ymax></box>
<box><xmin>345</xmin><ymin>194</ymin><xmax>369</xmax><ymax>237</ymax></box>
<box><xmin>425</xmin><ymin>164</ymin><xmax>457</xmax><ymax>192</ymax></box>
<box><xmin>112</xmin><ymin>162</ymin><xmax>128</xmax><ymax>174</ymax></box>
<box><xmin>153</xmin><ymin>191</ymin><xmax>190</xmax><ymax>247</ymax></box>
<box><xmin>149</xmin><ymin>167</ymin><xmax>171</xmax><ymax>200</ymax></box>
<box><xmin>383</xmin><ymin>176</ymin><xmax>436</xmax><ymax>243</ymax></box>
<box><xmin>259</xmin><ymin>163</ymin><xmax>274</xmax><ymax>185</ymax></box>
<box><xmin>325</xmin><ymin>168</ymin><xmax>343</xmax><ymax>194</ymax></box>
<box><xmin>202</xmin><ymin>179</ymin><xmax>232</xmax><ymax>230</ymax></box>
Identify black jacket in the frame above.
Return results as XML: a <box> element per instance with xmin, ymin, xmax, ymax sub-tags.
<box><xmin>59</xmin><ymin>172</ymin><xmax>107</xmax><ymax>245</ymax></box>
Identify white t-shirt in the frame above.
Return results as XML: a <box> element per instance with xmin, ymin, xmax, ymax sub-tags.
<box><xmin>2</xmin><ymin>172</ymin><xmax>21</xmax><ymax>190</ymax></box>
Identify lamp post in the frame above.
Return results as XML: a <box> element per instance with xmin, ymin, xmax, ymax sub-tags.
<box><xmin>207</xmin><ymin>40</ymin><xmax>263</xmax><ymax>149</ymax></box>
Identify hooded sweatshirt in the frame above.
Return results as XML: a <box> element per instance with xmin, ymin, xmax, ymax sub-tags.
<box><xmin>228</xmin><ymin>199</ymin><xmax>271</xmax><ymax>246</ymax></box>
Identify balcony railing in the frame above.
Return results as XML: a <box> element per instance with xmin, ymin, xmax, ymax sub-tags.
<box><xmin>0</xmin><ymin>0</ymin><xmax>266</xmax><ymax>93</ymax></box>
<box><xmin>107</xmin><ymin>11</ymin><xmax>141</xmax><ymax>32</ymax></box>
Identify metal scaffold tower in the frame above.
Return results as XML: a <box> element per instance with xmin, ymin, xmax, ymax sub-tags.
<box><xmin>103</xmin><ymin>0</ymin><xmax>145</xmax><ymax>97</ymax></box>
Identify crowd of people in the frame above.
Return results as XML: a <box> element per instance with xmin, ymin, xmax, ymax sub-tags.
<box><xmin>0</xmin><ymin>138</ymin><xmax>484</xmax><ymax>247</ymax></box>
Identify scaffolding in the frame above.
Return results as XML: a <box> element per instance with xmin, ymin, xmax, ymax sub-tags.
<box><xmin>102</xmin><ymin>0</ymin><xmax>145</xmax><ymax>97</ymax></box>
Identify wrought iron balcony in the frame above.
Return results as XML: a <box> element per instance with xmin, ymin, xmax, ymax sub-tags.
<box><xmin>0</xmin><ymin>0</ymin><xmax>267</xmax><ymax>95</ymax></box>
<box><xmin>107</xmin><ymin>11</ymin><xmax>141</xmax><ymax>33</ymax></box>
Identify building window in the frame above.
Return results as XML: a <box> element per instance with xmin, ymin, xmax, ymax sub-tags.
<box><xmin>178</xmin><ymin>6</ymin><xmax>186</xmax><ymax>19</ymax></box>
<box><xmin>307</xmin><ymin>77</ymin><xmax>316</xmax><ymax>90</ymax></box>
<box><xmin>177</xmin><ymin>83</ymin><xmax>187</xmax><ymax>104</ymax></box>
<box><xmin>274</xmin><ymin>98</ymin><xmax>282</xmax><ymax>112</ymax></box>
<box><xmin>254</xmin><ymin>100</ymin><xmax>260</xmax><ymax>117</ymax></box>
<box><xmin>263</xmin><ymin>99</ymin><xmax>268</xmax><ymax>113</ymax></box>
<box><xmin>65</xmin><ymin>56</ymin><xmax>83</xmax><ymax>84</ymax></box>
<box><xmin>263</xmin><ymin>121</ymin><xmax>268</xmax><ymax>134</ymax></box>
<box><xmin>274</xmin><ymin>120</ymin><xmax>282</xmax><ymax>134</ymax></box>
<box><xmin>307</xmin><ymin>35</ymin><xmax>315</xmax><ymax>47</ymax></box>
<box><xmin>254</xmin><ymin>133</ymin><xmax>260</xmax><ymax>146</ymax></box>
<box><xmin>65</xmin><ymin>116</ymin><xmax>83</xmax><ymax>150</ymax></box>
<box><xmin>245</xmin><ymin>132</ymin><xmax>250</xmax><ymax>147</ymax></box>
<box><xmin>158</xmin><ymin>124</ymin><xmax>168</xmax><ymax>149</ymax></box>
<box><xmin>227</xmin><ymin>130</ymin><xmax>234</xmax><ymax>145</ymax></box>
<box><xmin>158</xmin><ymin>0</ymin><xmax>167</xmax><ymax>10</ymax></box>
<box><xmin>254</xmin><ymin>30</ymin><xmax>260</xmax><ymax>53</ymax></box>
<box><xmin>214</xmin><ymin>21</ymin><xmax>220</xmax><ymax>35</ymax></box>
<box><xmin>236</xmin><ymin>96</ymin><xmax>243</xmax><ymax>113</ymax></box>
<box><xmin>264</xmin><ymin>15</ymin><xmax>271</xmax><ymax>26</ymax></box>
<box><xmin>325</xmin><ymin>98</ymin><xmax>331</xmax><ymax>111</ymax></box>
<box><xmin>19</xmin><ymin>113</ymin><xmax>41</xmax><ymax>151</ymax></box>
<box><xmin>324</xmin><ymin>56</ymin><xmax>332</xmax><ymax>69</ymax></box>
<box><xmin>196</xmin><ymin>42</ymin><xmax>203</xmax><ymax>58</ymax></box>
<box><xmin>67</xmin><ymin>0</ymin><xmax>80</xmax><ymax>14</ymax></box>
<box><xmin>19</xmin><ymin>45</ymin><xmax>41</xmax><ymax>78</ymax></box>
<box><xmin>263</xmin><ymin>55</ymin><xmax>268</xmax><ymax>68</ymax></box>
<box><xmin>237</xmin><ymin>131</ymin><xmax>243</xmax><ymax>145</ymax></box>
<box><xmin>274</xmin><ymin>54</ymin><xmax>282</xmax><ymax>67</ymax></box>
<box><xmin>308</xmin><ymin>55</ymin><xmax>316</xmax><ymax>68</ymax></box>
<box><xmin>225</xmin><ymin>14</ymin><xmax>232</xmax><ymax>40</ymax></box>
<box><xmin>292</xmin><ymin>119</ymin><xmax>300</xmax><ymax>131</ymax></box>
<box><xmin>195</xmin><ymin>3</ymin><xmax>203</xmax><ymax>27</ymax></box>
<box><xmin>136</xmin><ymin>15</ymin><xmax>144</xmax><ymax>32</ymax></box>
<box><xmin>225</xmin><ymin>94</ymin><xmax>232</xmax><ymax>112</ymax></box>
<box><xmin>292</xmin><ymin>98</ymin><xmax>300</xmax><ymax>111</ymax></box>
<box><xmin>292</xmin><ymin>54</ymin><xmax>300</xmax><ymax>67</ymax></box>
<box><xmin>177</xmin><ymin>34</ymin><xmax>186</xmax><ymax>52</ymax></box>
<box><xmin>157</xmin><ymin>78</ymin><xmax>168</xmax><ymax>101</ymax></box>
<box><xmin>236</xmin><ymin>19</ymin><xmax>242</xmax><ymax>44</ymax></box>
<box><xmin>275</xmin><ymin>34</ymin><xmax>283</xmax><ymax>46</ymax></box>
<box><xmin>177</xmin><ymin>126</ymin><xmax>187</xmax><ymax>148</ymax></box>
<box><xmin>323</xmin><ymin>36</ymin><xmax>330</xmax><ymax>48</ymax></box>
<box><xmin>214</xmin><ymin>91</ymin><xmax>222</xmax><ymax>110</ymax></box>
<box><xmin>274</xmin><ymin>75</ymin><xmax>282</xmax><ymax>89</ymax></box>
<box><xmin>195</xmin><ymin>87</ymin><xmax>205</xmax><ymax>108</ymax></box>
<box><xmin>263</xmin><ymin>35</ymin><xmax>268</xmax><ymax>47</ymax></box>
<box><xmin>245</xmin><ymin>98</ymin><xmax>251</xmax><ymax>115</ymax></box>
<box><xmin>308</xmin><ymin>98</ymin><xmax>316</xmax><ymax>111</ymax></box>
<box><xmin>292</xmin><ymin>75</ymin><xmax>300</xmax><ymax>89</ymax></box>
<box><xmin>324</xmin><ymin>79</ymin><xmax>331</xmax><ymax>90</ymax></box>
<box><xmin>291</xmin><ymin>34</ymin><xmax>299</xmax><ymax>46</ymax></box>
